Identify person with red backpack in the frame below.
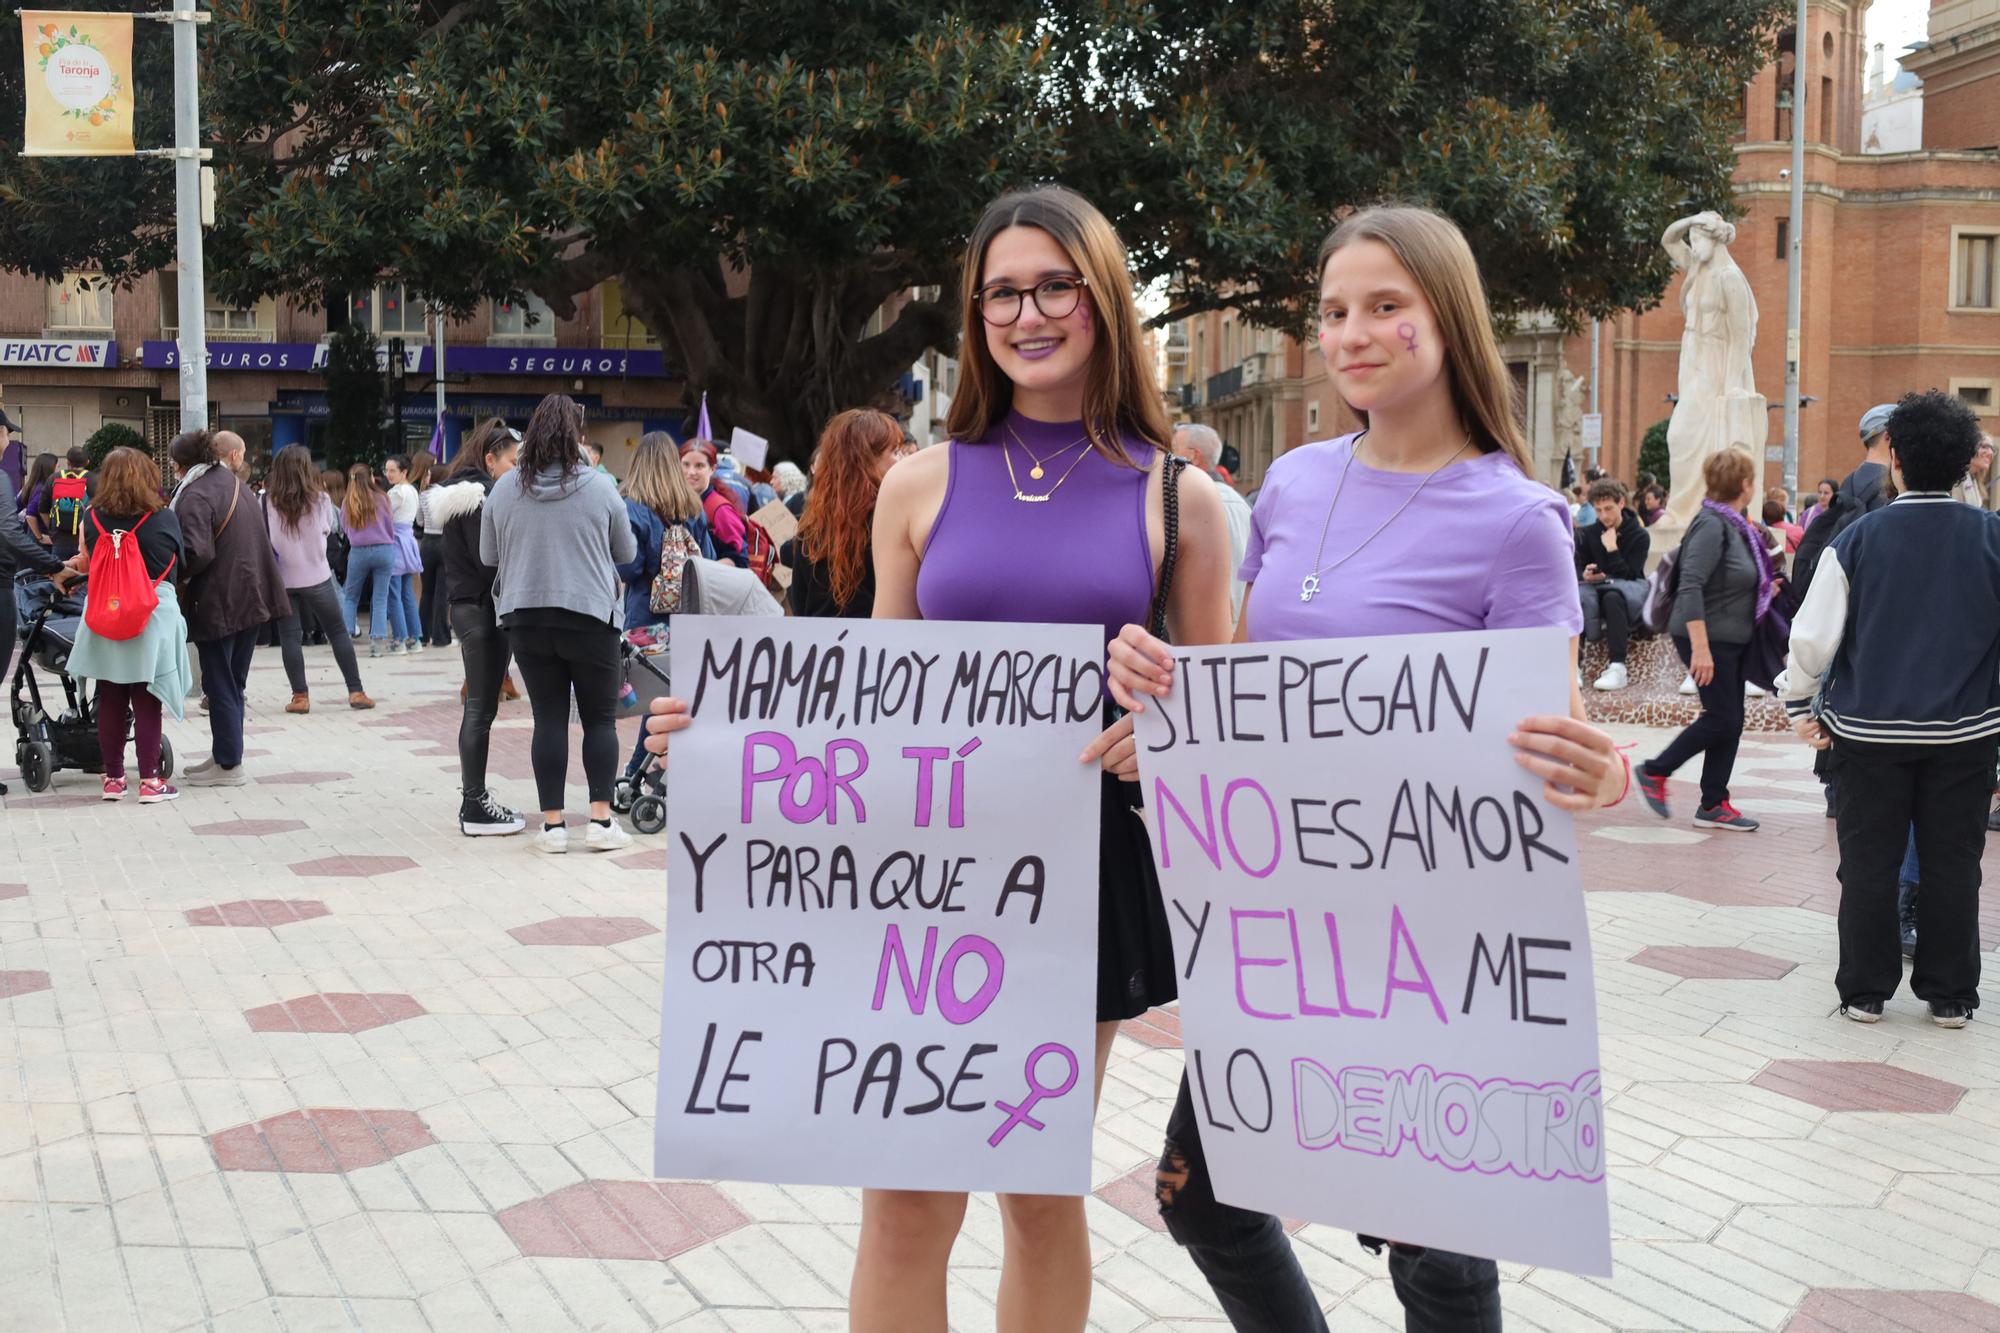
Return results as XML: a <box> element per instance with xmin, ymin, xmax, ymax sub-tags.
<box><xmin>679</xmin><ymin>439</ymin><xmax>751</xmax><ymax>567</ymax></box>
<box><xmin>62</xmin><ymin>447</ymin><xmax>191</xmax><ymax>804</ymax></box>
<box><xmin>40</xmin><ymin>444</ymin><xmax>93</xmax><ymax>563</ymax></box>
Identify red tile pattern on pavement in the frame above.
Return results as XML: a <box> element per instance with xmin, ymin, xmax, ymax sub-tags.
<box><xmin>287</xmin><ymin>855</ymin><xmax>418</xmax><ymax>878</ymax></box>
<box><xmin>184</xmin><ymin>898</ymin><xmax>331</xmax><ymax>927</ymax></box>
<box><xmin>242</xmin><ymin>992</ymin><xmax>427</xmax><ymax>1034</ymax></box>
<box><xmin>208</xmin><ymin>1108</ymin><xmax>434</xmax><ymax>1173</ymax></box>
<box><xmin>1</xmin><ymin>969</ymin><xmax>52</xmax><ymax>998</ymax></box>
<box><xmin>1120</xmin><ymin>1007</ymin><xmax>1183</xmax><ymax>1049</ymax></box>
<box><xmin>1628</xmin><ymin>946</ymin><xmax>1798</xmax><ymax>980</ymax></box>
<box><xmin>191</xmin><ymin>818</ymin><xmax>311</xmax><ymax>837</ymax></box>
<box><xmin>0</xmin><ymin>883</ymin><xmax>24</xmax><ymax>899</ymax></box>
<box><xmin>615</xmin><ymin>848</ymin><xmax>668</xmax><ymax>872</ymax></box>
<box><xmin>5</xmin><ymin>794</ymin><xmax>100</xmax><ymax>809</ymax></box>
<box><xmin>507</xmin><ymin>915</ymin><xmax>660</xmax><ymax>946</ymax></box>
<box><xmin>1093</xmin><ymin>1162</ymin><xmax>1308</xmax><ymax>1237</ymax></box>
<box><xmin>1784</xmin><ymin>1288</ymin><xmax>2000</xmax><ymax>1331</ymax></box>
<box><xmin>254</xmin><ymin>771</ymin><xmax>355</xmax><ymax>785</ymax></box>
<box><xmin>1752</xmin><ymin>1060</ymin><xmax>1967</xmax><ymax>1114</ymax></box>
<box><xmin>499</xmin><ymin>1180</ymin><xmax>749</xmax><ymax>1260</ymax></box>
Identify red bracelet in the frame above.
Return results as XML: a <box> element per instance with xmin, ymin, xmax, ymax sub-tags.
<box><xmin>1607</xmin><ymin>748</ymin><xmax>1633</xmax><ymax>808</ymax></box>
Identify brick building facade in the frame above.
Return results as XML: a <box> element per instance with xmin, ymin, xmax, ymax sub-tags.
<box><xmin>0</xmin><ymin>271</ymin><xmax>685</xmax><ymax>482</ymax></box>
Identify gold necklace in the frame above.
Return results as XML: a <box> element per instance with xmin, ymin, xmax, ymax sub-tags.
<box><xmin>1003</xmin><ymin>432</ymin><xmax>1097</xmax><ymax>503</ymax></box>
<box><xmin>1007</xmin><ymin>425</ymin><xmax>1091</xmax><ymax>480</ymax></box>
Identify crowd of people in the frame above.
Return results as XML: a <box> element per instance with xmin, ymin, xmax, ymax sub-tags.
<box><xmin>4</xmin><ymin>175</ymin><xmax>1996</xmax><ymax>1332</ymax></box>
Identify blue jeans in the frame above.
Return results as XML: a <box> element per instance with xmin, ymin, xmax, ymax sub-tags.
<box><xmin>391</xmin><ymin>572</ymin><xmax>419</xmax><ymax>641</ymax></box>
<box><xmin>341</xmin><ymin>543</ymin><xmax>397</xmax><ymax>641</ymax></box>
<box><xmin>1158</xmin><ymin>1074</ymin><xmax>1502</xmax><ymax>1332</ymax></box>
<box><xmin>1901</xmin><ymin>826</ymin><xmax>1920</xmax><ymax>887</ymax></box>
<box><xmin>195</xmin><ymin>627</ymin><xmax>259</xmax><ymax>770</ymax></box>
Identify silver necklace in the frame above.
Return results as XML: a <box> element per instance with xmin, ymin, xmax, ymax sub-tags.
<box><xmin>1299</xmin><ymin>431</ymin><xmax>1472</xmax><ymax>603</ymax></box>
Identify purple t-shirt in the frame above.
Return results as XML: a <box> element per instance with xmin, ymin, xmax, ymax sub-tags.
<box><xmin>1241</xmin><ymin>433</ymin><xmax>1584</xmax><ymax>643</ymax></box>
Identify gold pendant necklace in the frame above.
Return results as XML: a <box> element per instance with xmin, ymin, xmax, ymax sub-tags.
<box><xmin>1007</xmin><ymin>425</ymin><xmax>1090</xmax><ymax>480</ymax></box>
<box><xmin>1003</xmin><ymin>431</ymin><xmax>1097</xmax><ymax>503</ymax></box>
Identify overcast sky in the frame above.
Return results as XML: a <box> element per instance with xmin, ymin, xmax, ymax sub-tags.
<box><xmin>1867</xmin><ymin>0</ymin><xmax>1930</xmax><ymax>66</ymax></box>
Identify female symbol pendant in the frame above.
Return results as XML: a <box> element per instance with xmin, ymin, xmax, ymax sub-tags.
<box><xmin>1300</xmin><ymin>574</ymin><xmax>1321</xmax><ymax>603</ymax></box>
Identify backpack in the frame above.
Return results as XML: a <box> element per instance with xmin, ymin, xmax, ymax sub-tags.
<box><xmin>649</xmin><ymin>523</ymin><xmax>703</xmax><ymax>615</ymax></box>
<box><xmin>741</xmin><ymin>515</ymin><xmax>777</xmax><ymax>586</ymax></box>
<box><xmin>50</xmin><ymin>468</ymin><xmax>89</xmax><ymax>536</ymax></box>
<box><xmin>1642</xmin><ymin>545</ymin><xmax>1683</xmax><ymax>637</ymax></box>
<box><xmin>84</xmin><ymin>510</ymin><xmax>174</xmax><ymax>641</ymax></box>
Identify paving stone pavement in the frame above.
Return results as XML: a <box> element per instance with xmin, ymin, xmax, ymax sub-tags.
<box><xmin>4</xmin><ymin>642</ymin><xmax>2000</xmax><ymax>1331</ymax></box>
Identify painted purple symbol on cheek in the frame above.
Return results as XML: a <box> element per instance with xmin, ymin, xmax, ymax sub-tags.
<box><xmin>1397</xmin><ymin>322</ymin><xmax>1419</xmax><ymax>353</ymax></box>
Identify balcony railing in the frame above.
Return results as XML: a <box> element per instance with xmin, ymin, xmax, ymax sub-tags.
<box><xmin>163</xmin><ymin>326</ymin><xmax>277</xmax><ymax>343</ymax></box>
<box><xmin>1206</xmin><ymin>364</ymin><xmax>1243</xmax><ymax>403</ymax></box>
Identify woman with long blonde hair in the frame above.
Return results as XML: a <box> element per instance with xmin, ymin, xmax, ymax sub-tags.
<box><xmin>1107</xmin><ymin>205</ymin><xmax>1624</xmax><ymax>1331</ymax></box>
<box><xmin>618</xmin><ymin>430</ymin><xmax>710</xmax><ymax>632</ymax></box>
<box><xmin>787</xmin><ymin>408</ymin><xmax>909</xmax><ymax>618</ymax></box>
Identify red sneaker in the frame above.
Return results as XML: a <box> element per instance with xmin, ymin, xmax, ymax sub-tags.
<box><xmin>138</xmin><ymin>778</ymin><xmax>180</xmax><ymax>805</ymax></box>
<box><xmin>1636</xmin><ymin>769</ymin><xmax>1670</xmax><ymax>819</ymax></box>
<box><xmin>101</xmin><ymin>776</ymin><xmax>128</xmax><ymax>802</ymax></box>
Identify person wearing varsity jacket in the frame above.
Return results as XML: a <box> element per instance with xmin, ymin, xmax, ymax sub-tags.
<box><xmin>1783</xmin><ymin>390</ymin><xmax>2000</xmax><ymax>1030</ymax></box>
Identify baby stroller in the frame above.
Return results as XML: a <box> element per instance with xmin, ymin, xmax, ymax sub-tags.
<box><xmin>610</xmin><ymin>556</ymin><xmax>783</xmax><ymax>835</ymax></box>
<box><xmin>9</xmin><ymin>573</ymin><xmax>175</xmax><ymax>793</ymax></box>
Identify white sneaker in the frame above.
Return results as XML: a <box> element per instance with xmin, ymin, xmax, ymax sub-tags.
<box><xmin>531</xmin><ymin>825</ymin><xmax>569</xmax><ymax>855</ymax></box>
<box><xmin>385</xmin><ymin>641</ymin><xmax>405</xmax><ymax>657</ymax></box>
<box><xmin>1744</xmin><ymin>681</ymin><xmax>1764</xmax><ymax>697</ymax></box>
<box><xmin>183</xmin><ymin>755</ymin><xmax>217</xmax><ymax>777</ymax></box>
<box><xmin>183</xmin><ymin>764</ymin><xmax>247</xmax><ymax>788</ymax></box>
<box><xmin>406</xmin><ymin>639</ymin><xmax>424</xmax><ymax>655</ymax></box>
<box><xmin>1679</xmin><ymin>673</ymin><xmax>1698</xmax><ymax>696</ymax></box>
<box><xmin>1592</xmin><ymin>662</ymin><xmax>1629</xmax><ymax>692</ymax></box>
<box><xmin>584</xmin><ymin>820</ymin><xmax>633</xmax><ymax>852</ymax></box>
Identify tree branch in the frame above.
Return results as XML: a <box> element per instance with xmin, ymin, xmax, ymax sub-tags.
<box><xmin>841</xmin><ymin>297</ymin><xmax>957</xmax><ymax>399</ymax></box>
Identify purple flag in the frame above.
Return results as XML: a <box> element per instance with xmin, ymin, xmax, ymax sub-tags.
<box><xmin>426</xmin><ymin>418</ymin><xmax>444</xmax><ymax>460</ymax></box>
<box><xmin>696</xmin><ymin>392</ymin><xmax>713</xmax><ymax>444</ymax></box>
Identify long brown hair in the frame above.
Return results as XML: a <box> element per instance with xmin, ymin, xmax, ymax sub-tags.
<box><xmin>515</xmin><ymin>393</ymin><xmax>587</xmax><ymax>494</ymax></box>
<box><xmin>404</xmin><ymin>449</ymin><xmax>435</xmax><ymax>490</ymax></box>
<box><xmin>946</xmin><ymin>186</ymin><xmax>1171</xmax><ymax>465</ymax></box>
<box><xmin>1317</xmin><ymin>206</ymin><xmax>1534</xmax><ymax>476</ymax></box>
<box><xmin>265</xmin><ymin>445</ymin><xmax>320</xmax><ymax>531</ymax></box>
<box><xmin>626</xmin><ymin>431</ymin><xmax>702</xmax><ymax>524</ymax></box>
<box><xmin>92</xmin><ymin>447</ymin><xmax>164</xmax><ymax>516</ymax></box>
<box><xmin>447</xmin><ymin>417</ymin><xmax>513</xmax><ymax>481</ymax></box>
<box><xmin>342</xmin><ymin>463</ymin><xmax>383</xmax><ymax>528</ymax></box>
<box><xmin>798</xmin><ymin>409</ymin><xmax>901</xmax><ymax>609</ymax></box>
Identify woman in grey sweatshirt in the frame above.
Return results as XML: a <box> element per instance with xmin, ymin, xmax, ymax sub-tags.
<box><xmin>480</xmin><ymin>394</ymin><xmax>638</xmax><ymax>855</ymax></box>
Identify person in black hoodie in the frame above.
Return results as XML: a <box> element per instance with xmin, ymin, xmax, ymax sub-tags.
<box><xmin>0</xmin><ymin>479</ymin><xmax>72</xmax><ymax>795</ymax></box>
<box><xmin>1574</xmin><ymin>477</ymin><xmax>1651</xmax><ymax>690</ymax></box>
<box><xmin>429</xmin><ymin>419</ymin><xmax>526</xmax><ymax>836</ymax></box>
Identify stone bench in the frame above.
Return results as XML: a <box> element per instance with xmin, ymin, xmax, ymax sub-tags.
<box><xmin>1579</xmin><ymin>632</ymin><xmax>1791</xmax><ymax>732</ymax></box>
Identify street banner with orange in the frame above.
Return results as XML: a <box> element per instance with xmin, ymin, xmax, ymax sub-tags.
<box><xmin>20</xmin><ymin>11</ymin><xmax>135</xmax><ymax>157</ymax></box>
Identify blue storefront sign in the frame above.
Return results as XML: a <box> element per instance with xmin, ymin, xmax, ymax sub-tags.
<box><xmin>141</xmin><ymin>340</ymin><xmax>669</xmax><ymax>378</ymax></box>
<box><xmin>2</xmin><ymin>338</ymin><xmax>117</xmax><ymax>368</ymax></box>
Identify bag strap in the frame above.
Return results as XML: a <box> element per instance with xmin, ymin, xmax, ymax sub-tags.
<box><xmin>216</xmin><ymin>476</ymin><xmax>242</xmax><ymax>540</ymax></box>
<box><xmin>1148</xmin><ymin>455</ymin><xmax>1189</xmax><ymax>640</ymax></box>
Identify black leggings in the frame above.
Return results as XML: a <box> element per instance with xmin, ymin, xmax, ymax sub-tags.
<box><xmin>452</xmin><ymin>602</ymin><xmax>511</xmax><ymax>799</ymax></box>
<box><xmin>508</xmin><ymin>620</ymin><xmax>621</xmax><ymax>812</ymax></box>
<box><xmin>419</xmin><ymin>535</ymin><xmax>452</xmax><ymax>646</ymax></box>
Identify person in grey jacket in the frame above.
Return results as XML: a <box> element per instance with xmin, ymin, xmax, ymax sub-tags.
<box><xmin>1</xmin><ymin>497</ymin><xmax>72</xmax><ymax>795</ymax></box>
<box><xmin>480</xmin><ymin>394</ymin><xmax>637</xmax><ymax>855</ymax></box>
<box><xmin>1637</xmin><ymin>449</ymin><xmax>1765</xmax><ymax>831</ymax></box>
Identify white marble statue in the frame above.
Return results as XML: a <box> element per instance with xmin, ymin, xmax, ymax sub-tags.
<box><xmin>1660</xmin><ymin>212</ymin><xmax>1766</xmax><ymax>532</ymax></box>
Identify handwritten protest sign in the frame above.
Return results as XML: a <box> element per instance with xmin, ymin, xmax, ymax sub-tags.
<box><xmin>1133</xmin><ymin>627</ymin><xmax>1611</xmax><ymax>1274</ymax></box>
<box><xmin>656</xmin><ymin>617</ymin><xmax>1103</xmax><ymax>1195</ymax></box>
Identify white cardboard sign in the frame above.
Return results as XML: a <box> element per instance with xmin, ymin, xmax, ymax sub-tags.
<box><xmin>728</xmin><ymin>426</ymin><xmax>770</xmax><ymax>472</ymax></box>
<box><xmin>1133</xmin><ymin>627</ymin><xmax>1612</xmax><ymax>1275</ymax></box>
<box><xmin>656</xmin><ymin>616</ymin><xmax>1104</xmax><ymax>1195</ymax></box>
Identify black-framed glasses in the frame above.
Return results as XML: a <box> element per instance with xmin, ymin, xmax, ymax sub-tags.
<box><xmin>975</xmin><ymin>274</ymin><xmax>1090</xmax><ymax>327</ymax></box>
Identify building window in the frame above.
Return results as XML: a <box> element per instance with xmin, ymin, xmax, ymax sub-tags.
<box><xmin>158</xmin><ymin>277</ymin><xmax>275</xmax><ymax>340</ymax></box>
<box><xmin>47</xmin><ymin>272</ymin><xmax>112</xmax><ymax>331</ymax></box>
<box><xmin>1776</xmin><ymin>218</ymin><xmax>1789</xmax><ymax>261</ymax></box>
<box><xmin>599</xmin><ymin>279</ymin><xmax>659</xmax><ymax>349</ymax></box>
<box><xmin>490</xmin><ymin>292</ymin><xmax>555</xmax><ymax>343</ymax></box>
<box><xmin>345</xmin><ymin>282</ymin><xmax>429</xmax><ymax>338</ymax></box>
<box><xmin>1952</xmin><ymin>229</ymin><xmax>1997</xmax><ymax>311</ymax></box>
<box><xmin>1307</xmin><ymin>402</ymin><xmax>1321</xmax><ymax>434</ymax></box>
<box><xmin>1953</xmin><ymin>378</ymin><xmax>1996</xmax><ymax>412</ymax></box>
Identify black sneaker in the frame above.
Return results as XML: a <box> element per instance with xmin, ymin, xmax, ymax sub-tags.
<box><xmin>1988</xmin><ymin>804</ymin><xmax>2000</xmax><ymax>833</ymax></box>
<box><xmin>460</xmin><ymin>791</ymin><xmax>526</xmax><ymax>837</ymax></box>
<box><xmin>1841</xmin><ymin>999</ymin><xmax>1884</xmax><ymax>1024</ymax></box>
<box><xmin>1898</xmin><ymin>882</ymin><xmax>1919</xmax><ymax>959</ymax></box>
<box><xmin>1931</xmin><ymin>1002</ymin><xmax>1972</xmax><ymax>1029</ymax></box>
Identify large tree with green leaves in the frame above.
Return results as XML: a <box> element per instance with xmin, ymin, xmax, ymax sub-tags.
<box><xmin>2</xmin><ymin>1</ymin><xmax>1786</xmax><ymax>460</ymax></box>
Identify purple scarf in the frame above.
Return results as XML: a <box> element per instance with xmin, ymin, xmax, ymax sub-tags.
<box><xmin>1702</xmin><ymin>498</ymin><xmax>1776</xmax><ymax>623</ymax></box>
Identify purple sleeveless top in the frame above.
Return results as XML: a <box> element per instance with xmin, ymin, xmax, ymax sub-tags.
<box><xmin>917</xmin><ymin>410</ymin><xmax>1155</xmax><ymax>644</ymax></box>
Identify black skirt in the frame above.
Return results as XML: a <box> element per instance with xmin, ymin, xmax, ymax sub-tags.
<box><xmin>1096</xmin><ymin>768</ymin><xmax>1180</xmax><ymax>1021</ymax></box>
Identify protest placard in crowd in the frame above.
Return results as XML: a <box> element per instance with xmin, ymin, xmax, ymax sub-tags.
<box><xmin>1134</xmin><ymin>627</ymin><xmax>1612</xmax><ymax>1274</ymax></box>
<box><xmin>656</xmin><ymin>616</ymin><xmax>1103</xmax><ymax>1195</ymax></box>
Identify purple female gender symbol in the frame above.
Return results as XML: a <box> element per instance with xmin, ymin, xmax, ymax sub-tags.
<box><xmin>1396</xmin><ymin>321</ymin><xmax>1419</xmax><ymax>353</ymax></box>
<box><xmin>986</xmin><ymin>1043</ymin><xmax>1081</xmax><ymax>1147</ymax></box>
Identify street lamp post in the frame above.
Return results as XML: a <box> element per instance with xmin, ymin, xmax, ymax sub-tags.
<box><xmin>1782</xmin><ymin>0</ymin><xmax>1808</xmax><ymax>498</ymax></box>
<box><xmin>136</xmin><ymin>6</ymin><xmax>211</xmax><ymax>435</ymax></box>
